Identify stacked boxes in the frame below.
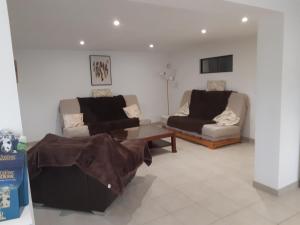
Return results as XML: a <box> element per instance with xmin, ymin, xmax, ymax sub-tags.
<box><xmin>0</xmin><ymin>131</ymin><xmax>29</xmax><ymax>221</ymax></box>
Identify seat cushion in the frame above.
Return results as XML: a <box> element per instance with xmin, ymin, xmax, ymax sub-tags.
<box><xmin>167</xmin><ymin>116</ymin><xmax>215</xmax><ymax>134</ymax></box>
<box><xmin>88</xmin><ymin>118</ymin><xmax>139</xmax><ymax>135</ymax></box>
<box><xmin>202</xmin><ymin>124</ymin><xmax>240</xmax><ymax>140</ymax></box>
<box><xmin>140</xmin><ymin>119</ymin><xmax>151</xmax><ymax>126</ymax></box>
<box><xmin>63</xmin><ymin>126</ymin><xmax>90</xmax><ymax>138</ymax></box>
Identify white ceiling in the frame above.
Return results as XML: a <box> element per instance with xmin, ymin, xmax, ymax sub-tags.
<box><xmin>7</xmin><ymin>0</ymin><xmax>270</xmax><ymax>52</ymax></box>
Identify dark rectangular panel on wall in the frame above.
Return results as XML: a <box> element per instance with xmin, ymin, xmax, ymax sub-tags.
<box><xmin>200</xmin><ymin>55</ymin><xmax>233</xmax><ymax>74</ymax></box>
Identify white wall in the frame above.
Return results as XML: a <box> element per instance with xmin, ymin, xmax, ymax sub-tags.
<box><xmin>16</xmin><ymin>50</ymin><xmax>168</xmax><ymax>142</ymax></box>
<box><xmin>169</xmin><ymin>37</ymin><xmax>257</xmax><ymax>139</ymax></box>
<box><xmin>0</xmin><ymin>0</ymin><xmax>23</xmax><ymax>133</ymax></box>
<box><xmin>278</xmin><ymin>2</ymin><xmax>300</xmax><ymax>189</ymax></box>
<box><xmin>228</xmin><ymin>0</ymin><xmax>300</xmax><ymax>190</ymax></box>
<box><xmin>254</xmin><ymin>13</ymin><xmax>284</xmax><ymax>189</ymax></box>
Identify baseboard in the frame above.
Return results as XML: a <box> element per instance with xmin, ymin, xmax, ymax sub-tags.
<box><xmin>242</xmin><ymin>136</ymin><xmax>255</xmax><ymax>144</ymax></box>
<box><xmin>253</xmin><ymin>181</ymin><xmax>299</xmax><ymax>196</ymax></box>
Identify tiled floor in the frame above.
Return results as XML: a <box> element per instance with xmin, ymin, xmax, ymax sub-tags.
<box><xmin>33</xmin><ymin>139</ymin><xmax>300</xmax><ymax>225</ymax></box>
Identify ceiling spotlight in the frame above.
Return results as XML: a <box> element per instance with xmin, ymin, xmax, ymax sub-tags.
<box><xmin>79</xmin><ymin>40</ymin><xmax>85</xmax><ymax>45</ymax></box>
<box><xmin>242</xmin><ymin>17</ymin><xmax>249</xmax><ymax>23</ymax></box>
<box><xmin>201</xmin><ymin>29</ymin><xmax>207</xmax><ymax>34</ymax></box>
<box><xmin>149</xmin><ymin>44</ymin><xmax>154</xmax><ymax>48</ymax></box>
<box><xmin>113</xmin><ymin>20</ymin><xmax>120</xmax><ymax>26</ymax></box>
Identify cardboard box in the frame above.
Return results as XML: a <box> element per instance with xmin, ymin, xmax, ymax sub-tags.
<box><xmin>0</xmin><ymin>152</ymin><xmax>29</xmax><ymax>221</ymax></box>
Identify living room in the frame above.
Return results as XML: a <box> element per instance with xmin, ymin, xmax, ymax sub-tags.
<box><xmin>1</xmin><ymin>0</ymin><xmax>300</xmax><ymax>225</ymax></box>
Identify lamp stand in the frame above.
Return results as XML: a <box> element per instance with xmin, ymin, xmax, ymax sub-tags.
<box><xmin>167</xmin><ymin>79</ymin><xmax>170</xmax><ymax>115</ymax></box>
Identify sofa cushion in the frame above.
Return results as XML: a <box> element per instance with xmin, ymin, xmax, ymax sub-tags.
<box><xmin>63</xmin><ymin>126</ymin><xmax>90</xmax><ymax>138</ymax></box>
<box><xmin>124</xmin><ymin>95</ymin><xmax>139</xmax><ymax>108</ymax></box>
<box><xmin>174</xmin><ymin>101</ymin><xmax>189</xmax><ymax>116</ymax></box>
<box><xmin>92</xmin><ymin>89</ymin><xmax>113</xmax><ymax>97</ymax></box>
<box><xmin>207</xmin><ymin>80</ymin><xmax>226</xmax><ymax>91</ymax></box>
<box><xmin>227</xmin><ymin>93</ymin><xmax>248</xmax><ymax>128</ymax></box>
<box><xmin>167</xmin><ymin>116</ymin><xmax>215</xmax><ymax>134</ymax></box>
<box><xmin>140</xmin><ymin>119</ymin><xmax>151</xmax><ymax>126</ymax></box>
<box><xmin>123</xmin><ymin>104</ymin><xmax>142</xmax><ymax>119</ymax></box>
<box><xmin>202</xmin><ymin>124</ymin><xmax>240</xmax><ymax>140</ymax></box>
<box><xmin>59</xmin><ymin>99</ymin><xmax>81</xmax><ymax>115</ymax></box>
<box><xmin>63</xmin><ymin>113</ymin><xmax>84</xmax><ymax>128</ymax></box>
<box><xmin>88</xmin><ymin>118</ymin><xmax>139</xmax><ymax>135</ymax></box>
<box><xmin>213</xmin><ymin>108</ymin><xmax>240</xmax><ymax>126</ymax></box>
<box><xmin>189</xmin><ymin>90</ymin><xmax>232</xmax><ymax>120</ymax></box>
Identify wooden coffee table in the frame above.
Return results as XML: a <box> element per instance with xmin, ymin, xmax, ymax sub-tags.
<box><xmin>110</xmin><ymin>125</ymin><xmax>177</xmax><ymax>153</ymax></box>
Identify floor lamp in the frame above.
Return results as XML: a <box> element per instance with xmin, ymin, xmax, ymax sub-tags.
<box><xmin>160</xmin><ymin>67</ymin><xmax>175</xmax><ymax>115</ymax></box>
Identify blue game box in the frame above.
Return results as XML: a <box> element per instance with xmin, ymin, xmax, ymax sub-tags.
<box><xmin>0</xmin><ymin>151</ymin><xmax>29</xmax><ymax>222</ymax></box>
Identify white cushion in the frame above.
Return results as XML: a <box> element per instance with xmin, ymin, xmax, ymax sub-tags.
<box><xmin>63</xmin><ymin>113</ymin><xmax>84</xmax><ymax>128</ymax></box>
<box><xmin>123</xmin><ymin>104</ymin><xmax>142</xmax><ymax>118</ymax></box>
<box><xmin>174</xmin><ymin>101</ymin><xmax>189</xmax><ymax>116</ymax></box>
<box><xmin>92</xmin><ymin>89</ymin><xmax>113</xmax><ymax>97</ymax></box>
<box><xmin>63</xmin><ymin>126</ymin><xmax>90</xmax><ymax>138</ymax></box>
<box><xmin>207</xmin><ymin>80</ymin><xmax>226</xmax><ymax>91</ymax></box>
<box><xmin>140</xmin><ymin>119</ymin><xmax>151</xmax><ymax>126</ymax></box>
<box><xmin>213</xmin><ymin>107</ymin><xmax>240</xmax><ymax>126</ymax></box>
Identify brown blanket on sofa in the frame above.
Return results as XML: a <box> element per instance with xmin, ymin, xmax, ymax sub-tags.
<box><xmin>167</xmin><ymin>90</ymin><xmax>232</xmax><ymax>134</ymax></box>
<box><xmin>189</xmin><ymin>90</ymin><xmax>232</xmax><ymax>120</ymax></box>
<box><xmin>167</xmin><ymin>116</ymin><xmax>216</xmax><ymax>134</ymax></box>
<box><xmin>77</xmin><ymin>96</ymin><xmax>139</xmax><ymax>135</ymax></box>
<box><xmin>28</xmin><ymin>133</ymin><xmax>151</xmax><ymax>194</ymax></box>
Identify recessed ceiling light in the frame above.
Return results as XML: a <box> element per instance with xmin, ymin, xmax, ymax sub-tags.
<box><xmin>79</xmin><ymin>40</ymin><xmax>85</xmax><ymax>45</ymax></box>
<box><xmin>201</xmin><ymin>29</ymin><xmax>207</xmax><ymax>34</ymax></box>
<box><xmin>149</xmin><ymin>44</ymin><xmax>154</xmax><ymax>48</ymax></box>
<box><xmin>242</xmin><ymin>17</ymin><xmax>249</xmax><ymax>23</ymax></box>
<box><xmin>113</xmin><ymin>20</ymin><xmax>120</xmax><ymax>26</ymax></box>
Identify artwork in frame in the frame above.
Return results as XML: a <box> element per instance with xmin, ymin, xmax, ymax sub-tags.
<box><xmin>90</xmin><ymin>55</ymin><xmax>112</xmax><ymax>86</ymax></box>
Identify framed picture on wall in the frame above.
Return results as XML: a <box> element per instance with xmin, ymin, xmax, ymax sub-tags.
<box><xmin>89</xmin><ymin>55</ymin><xmax>112</xmax><ymax>86</ymax></box>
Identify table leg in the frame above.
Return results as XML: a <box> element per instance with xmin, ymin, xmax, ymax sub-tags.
<box><xmin>148</xmin><ymin>141</ymin><xmax>153</xmax><ymax>148</ymax></box>
<box><xmin>171</xmin><ymin>135</ymin><xmax>177</xmax><ymax>153</ymax></box>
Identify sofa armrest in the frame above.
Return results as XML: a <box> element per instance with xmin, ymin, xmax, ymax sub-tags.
<box><xmin>63</xmin><ymin>126</ymin><xmax>90</xmax><ymax>138</ymax></box>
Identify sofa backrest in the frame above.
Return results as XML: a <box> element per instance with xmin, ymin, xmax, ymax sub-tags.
<box><xmin>227</xmin><ymin>92</ymin><xmax>248</xmax><ymax>129</ymax></box>
<box><xmin>180</xmin><ymin>90</ymin><xmax>192</xmax><ymax>107</ymax></box>
<box><xmin>179</xmin><ymin>90</ymin><xmax>248</xmax><ymax>129</ymax></box>
<box><xmin>59</xmin><ymin>95</ymin><xmax>140</xmax><ymax>128</ymax></box>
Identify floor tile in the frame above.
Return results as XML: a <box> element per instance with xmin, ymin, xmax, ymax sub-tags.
<box><xmin>196</xmin><ymin>192</ymin><xmax>242</xmax><ymax>217</ymax></box>
<box><xmin>210</xmin><ymin>208</ymin><xmax>276</xmax><ymax>225</ymax></box>
<box><xmin>221</xmin><ymin>185</ymin><xmax>262</xmax><ymax>207</ymax></box>
<box><xmin>154</xmin><ymin>190</ymin><xmax>194</xmax><ymax>213</ymax></box>
<box><xmin>280</xmin><ymin>214</ymin><xmax>300</xmax><ymax>225</ymax></box>
<box><xmin>172</xmin><ymin>203</ymin><xmax>219</xmax><ymax>225</ymax></box>
<box><xmin>125</xmin><ymin>198</ymin><xmax>169</xmax><ymax>225</ymax></box>
<box><xmin>143</xmin><ymin>215</ymin><xmax>184</xmax><ymax>225</ymax></box>
<box><xmin>249</xmin><ymin>198</ymin><xmax>298</xmax><ymax>224</ymax></box>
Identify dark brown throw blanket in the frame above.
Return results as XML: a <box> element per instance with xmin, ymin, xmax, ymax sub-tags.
<box><xmin>189</xmin><ymin>90</ymin><xmax>232</xmax><ymax>120</ymax></box>
<box><xmin>78</xmin><ymin>95</ymin><xmax>128</xmax><ymax>122</ymax></box>
<box><xmin>28</xmin><ymin>134</ymin><xmax>151</xmax><ymax>194</ymax></box>
<box><xmin>77</xmin><ymin>96</ymin><xmax>139</xmax><ymax>135</ymax></box>
<box><xmin>167</xmin><ymin>90</ymin><xmax>232</xmax><ymax>134</ymax></box>
<box><xmin>87</xmin><ymin>118</ymin><xmax>139</xmax><ymax>135</ymax></box>
<box><xmin>167</xmin><ymin>116</ymin><xmax>216</xmax><ymax>134</ymax></box>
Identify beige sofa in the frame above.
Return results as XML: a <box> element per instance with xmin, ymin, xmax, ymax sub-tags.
<box><xmin>59</xmin><ymin>95</ymin><xmax>151</xmax><ymax>138</ymax></box>
<box><xmin>167</xmin><ymin>91</ymin><xmax>248</xmax><ymax>149</ymax></box>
